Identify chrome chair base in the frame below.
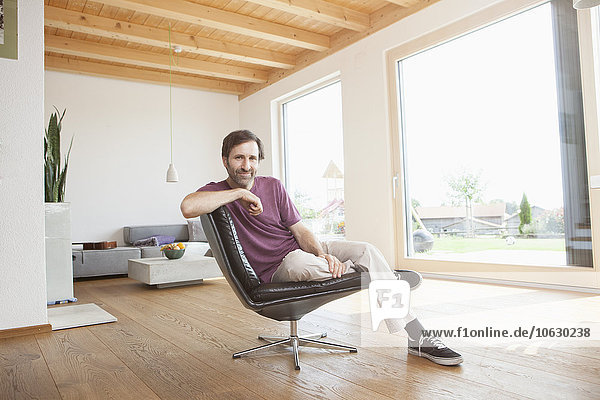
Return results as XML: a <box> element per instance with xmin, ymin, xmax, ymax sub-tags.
<box><xmin>232</xmin><ymin>321</ymin><xmax>357</xmax><ymax>370</ymax></box>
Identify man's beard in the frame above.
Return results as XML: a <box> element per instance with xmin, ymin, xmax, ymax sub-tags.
<box><xmin>226</xmin><ymin>161</ymin><xmax>255</xmax><ymax>187</ymax></box>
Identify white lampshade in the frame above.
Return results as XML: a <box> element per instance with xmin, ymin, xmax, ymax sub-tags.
<box><xmin>166</xmin><ymin>163</ymin><xmax>179</xmax><ymax>182</ymax></box>
<box><xmin>573</xmin><ymin>0</ymin><xmax>600</xmax><ymax>9</ymax></box>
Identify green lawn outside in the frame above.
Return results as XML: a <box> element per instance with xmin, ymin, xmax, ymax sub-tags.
<box><xmin>430</xmin><ymin>237</ymin><xmax>566</xmax><ymax>253</ymax></box>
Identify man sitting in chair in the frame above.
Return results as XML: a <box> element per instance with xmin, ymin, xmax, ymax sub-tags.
<box><xmin>181</xmin><ymin>129</ymin><xmax>462</xmax><ymax>366</ymax></box>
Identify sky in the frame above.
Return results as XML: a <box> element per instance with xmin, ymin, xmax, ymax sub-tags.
<box><xmin>283</xmin><ymin>81</ymin><xmax>344</xmax><ymax>210</ymax></box>
<box><xmin>401</xmin><ymin>2</ymin><xmax>565</xmax><ymax>210</ymax></box>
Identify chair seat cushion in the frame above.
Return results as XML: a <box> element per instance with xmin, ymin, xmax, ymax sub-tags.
<box><xmin>250</xmin><ymin>272</ymin><xmax>364</xmax><ymax>302</ymax></box>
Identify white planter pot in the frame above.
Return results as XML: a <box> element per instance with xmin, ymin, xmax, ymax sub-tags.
<box><xmin>45</xmin><ymin>202</ymin><xmax>74</xmax><ymax>303</ymax></box>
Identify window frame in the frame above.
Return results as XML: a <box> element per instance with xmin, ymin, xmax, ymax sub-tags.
<box><xmin>385</xmin><ymin>0</ymin><xmax>600</xmax><ymax>287</ymax></box>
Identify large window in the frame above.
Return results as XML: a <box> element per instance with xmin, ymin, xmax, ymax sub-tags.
<box><xmin>282</xmin><ymin>81</ymin><xmax>345</xmax><ymax>239</ymax></box>
<box><xmin>396</xmin><ymin>0</ymin><xmax>592</xmax><ymax>267</ymax></box>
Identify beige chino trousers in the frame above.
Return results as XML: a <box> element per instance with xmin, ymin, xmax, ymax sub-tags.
<box><xmin>271</xmin><ymin>240</ymin><xmax>416</xmax><ymax>332</ymax></box>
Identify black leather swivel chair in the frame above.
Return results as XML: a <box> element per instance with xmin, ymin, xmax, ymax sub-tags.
<box><xmin>200</xmin><ymin>206</ymin><xmax>368</xmax><ymax>370</ymax></box>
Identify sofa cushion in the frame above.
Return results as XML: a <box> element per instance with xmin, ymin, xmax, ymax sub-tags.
<box><xmin>133</xmin><ymin>235</ymin><xmax>175</xmax><ymax>247</ymax></box>
<box><xmin>187</xmin><ymin>219</ymin><xmax>207</xmax><ymax>242</ymax></box>
<box><xmin>123</xmin><ymin>224</ymin><xmax>188</xmax><ymax>245</ymax></box>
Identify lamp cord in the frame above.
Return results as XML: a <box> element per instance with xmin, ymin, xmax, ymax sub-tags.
<box><xmin>168</xmin><ymin>23</ymin><xmax>174</xmax><ymax>164</ymax></box>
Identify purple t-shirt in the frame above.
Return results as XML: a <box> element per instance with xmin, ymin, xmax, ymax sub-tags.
<box><xmin>197</xmin><ymin>176</ymin><xmax>301</xmax><ymax>283</ymax></box>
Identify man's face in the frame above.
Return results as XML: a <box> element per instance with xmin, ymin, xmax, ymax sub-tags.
<box><xmin>223</xmin><ymin>141</ymin><xmax>260</xmax><ymax>189</ymax></box>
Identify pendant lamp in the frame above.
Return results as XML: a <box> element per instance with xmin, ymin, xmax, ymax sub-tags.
<box><xmin>573</xmin><ymin>0</ymin><xmax>600</xmax><ymax>9</ymax></box>
<box><xmin>166</xmin><ymin>23</ymin><xmax>180</xmax><ymax>183</ymax></box>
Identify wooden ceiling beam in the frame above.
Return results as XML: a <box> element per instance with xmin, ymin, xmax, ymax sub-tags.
<box><xmin>241</xmin><ymin>1</ymin><xmax>441</xmax><ymax>99</ymax></box>
<box><xmin>44</xmin><ymin>6</ymin><xmax>295</xmax><ymax>69</ymax></box>
<box><xmin>45</xmin><ymin>55</ymin><xmax>245</xmax><ymax>95</ymax></box>
<box><xmin>241</xmin><ymin>0</ymin><xmax>369</xmax><ymax>31</ymax></box>
<box><xmin>45</xmin><ymin>35</ymin><xmax>269</xmax><ymax>83</ymax></box>
<box><xmin>99</xmin><ymin>0</ymin><xmax>330</xmax><ymax>51</ymax></box>
<box><xmin>381</xmin><ymin>0</ymin><xmax>423</xmax><ymax>7</ymax></box>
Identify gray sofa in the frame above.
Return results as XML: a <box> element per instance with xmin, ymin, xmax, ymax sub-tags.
<box><xmin>72</xmin><ymin>222</ymin><xmax>211</xmax><ymax>278</ymax></box>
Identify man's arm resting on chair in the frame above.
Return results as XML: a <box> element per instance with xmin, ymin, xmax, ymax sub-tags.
<box><xmin>288</xmin><ymin>221</ymin><xmax>346</xmax><ymax>278</ymax></box>
<box><xmin>181</xmin><ymin>189</ymin><xmax>263</xmax><ymax>218</ymax></box>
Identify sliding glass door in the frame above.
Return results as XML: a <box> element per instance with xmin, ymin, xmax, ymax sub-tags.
<box><xmin>394</xmin><ymin>0</ymin><xmax>592</xmax><ymax>268</ymax></box>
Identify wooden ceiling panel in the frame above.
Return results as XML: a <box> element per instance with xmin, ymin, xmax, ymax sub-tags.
<box><xmin>54</xmin><ymin>28</ymin><xmax>73</xmax><ymax>37</ymax></box>
<box><xmin>224</xmin><ymin>0</ymin><xmax>258</xmax><ymax>14</ymax></box>
<box><xmin>48</xmin><ymin>0</ymin><xmax>69</xmax><ymax>7</ymax></box>
<box><xmin>142</xmin><ymin>14</ymin><xmax>163</xmax><ymax>28</ymax></box>
<box><xmin>45</xmin><ymin>51</ymin><xmax>65</xmax><ymax>58</ymax></box>
<box><xmin>261</xmin><ymin>8</ymin><xmax>290</xmax><ymax>24</ymax></box>
<box><xmin>258</xmin><ymin>39</ymin><xmax>304</xmax><ymax>55</ymax></box>
<box><xmin>106</xmin><ymin>5</ymin><xmax>136</xmax><ymax>22</ymax></box>
<box><xmin>98</xmin><ymin>4</ymin><xmax>120</xmax><ymax>18</ymax></box>
<box><xmin>248</xmin><ymin>2</ymin><xmax>337</xmax><ymax>38</ymax></box>
<box><xmin>250</xmin><ymin>4</ymin><xmax>339</xmax><ymax>34</ymax></box>
<box><xmin>96</xmin><ymin>36</ymin><xmax>111</xmax><ymax>45</ymax></box>
<box><xmin>45</xmin><ymin>6</ymin><xmax>297</xmax><ymax>68</ymax></box>
<box><xmin>236</xmin><ymin>2</ymin><xmax>268</xmax><ymax>17</ymax></box>
<box><xmin>95</xmin><ymin>0</ymin><xmax>330</xmax><ymax>50</ymax></box>
<box><xmin>384</xmin><ymin>0</ymin><xmax>423</xmax><ymax>7</ymax></box>
<box><xmin>45</xmin><ymin>26</ymin><xmax>59</xmax><ymax>35</ymax></box>
<box><xmin>128</xmin><ymin>11</ymin><xmax>149</xmax><ymax>25</ymax></box>
<box><xmin>45</xmin><ymin>54</ymin><xmax>246</xmax><ymax>94</ymax></box>
<box><xmin>134</xmin><ymin>43</ymin><xmax>153</xmax><ymax>53</ymax></box>
<box><xmin>170</xmin><ymin>20</ymin><xmax>191</xmax><ymax>33</ymax></box>
<box><xmin>44</xmin><ymin>0</ymin><xmax>439</xmax><ymax>97</ymax></box>
<box><xmin>181</xmin><ymin>23</ymin><xmax>200</xmax><ymax>36</ymax></box>
<box><xmin>82</xmin><ymin>1</ymin><xmax>104</xmax><ymax>15</ymax></box>
<box><xmin>79</xmin><ymin>31</ymin><xmax>104</xmax><ymax>43</ymax></box>
<box><xmin>334</xmin><ymin>0</ymin><xmax>383</xmax><ymax>13</ymax></box>
<box><xmin>65</xmin><ymin>0</ymin><xmax>85</xmax><ymax>12</ymax></box>
<box><xmin>79</xmin><ymin>32</ymin><xmax>90</xmax><ymax>42</ymax></box>
<box><xmin>45</xmin><ymin>35</ymin><xmax>269</xmax><ymax>83</ymax></box>
<box><xmin>246</xmin><ymin>0</ymin><xmax>368</xmax><ymax>32</ymax></box>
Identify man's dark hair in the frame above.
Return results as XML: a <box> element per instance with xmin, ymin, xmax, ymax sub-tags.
<box><xmin>222</xmin><ymin>130</ymin><xmax>265</xmax><ymax>161</ymax></box>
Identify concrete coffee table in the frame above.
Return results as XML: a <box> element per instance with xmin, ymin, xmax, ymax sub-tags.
<box><xmin>128</xmin><ymin>255</ymin><xmax>222</xmax><ymax>288</ymax></box>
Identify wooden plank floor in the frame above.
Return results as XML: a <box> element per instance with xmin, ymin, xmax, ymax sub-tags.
<box><xmin>2</xmin><ymin>277</ymin><xmax>599</xmax><ymax>399</ymax></box>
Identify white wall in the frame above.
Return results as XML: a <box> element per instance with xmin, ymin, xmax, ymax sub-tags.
<box><xmin>45</xmin><ymin>71</ymin><xmax>239</xmax><ymax>244</ymax></box>
<box><xmin>239</xmin><ymin>0</ymin><xmax>514</xmax><ymax>264</ymax></box>
<box><xmin>0</xmin><ymin>1</ymin><xmax>47</xmax><ymax>330</ymax></box>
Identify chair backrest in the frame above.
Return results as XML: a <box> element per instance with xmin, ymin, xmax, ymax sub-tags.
<box><xmin>200</xmin><ymin>206</ymin><xmax>262</xmax><ymax>307</ymax></box>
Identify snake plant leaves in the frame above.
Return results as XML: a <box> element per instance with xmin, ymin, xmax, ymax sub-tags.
<box><xmin>44</xmin><ymin>108</ymin><xmax>72</xmax><ymax>203</ymax></box>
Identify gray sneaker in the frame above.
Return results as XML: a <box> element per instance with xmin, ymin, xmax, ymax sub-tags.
<box><xmin>408</xmin><ymin>335</ymin><xmax>463</xmax><ymax>366</ymax></box>
<box><xmin>393</xmin><ymin>269</ymin><xmax>422</xmax><ymax>290</ymax></box>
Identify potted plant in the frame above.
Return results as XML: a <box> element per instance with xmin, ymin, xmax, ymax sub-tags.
<box><xmin>44</xmin><ymin>108</ymin><xmax>75</xmax><ymax>304</ymax></box>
